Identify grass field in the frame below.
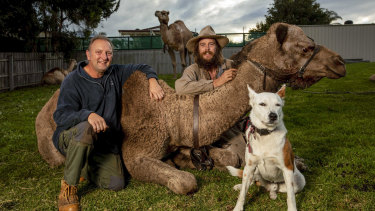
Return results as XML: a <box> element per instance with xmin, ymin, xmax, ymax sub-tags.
<box><xmin>0</xmin><ymin>62</ymin><xmax>374</xmax><ymax>210</ymax></box>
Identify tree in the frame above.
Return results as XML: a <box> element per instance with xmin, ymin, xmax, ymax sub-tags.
<box><xmin>250</xmin><ymin>0</ymin><xmax>341</xmax><ymax>32</ymax></box>
<box><xmin>35</xmin><ymin>0</ymin><xmax>120</xmax><ymax>55</ymax></box>
<box><xmin>0</xmin><ymin>0</ymin><xmax>41</xmax><ymax>51</ymax></box>
<box><xmin>0</xmin><ymin>0</ymin><xmax>120</xmax><ymax>55</ymax></box>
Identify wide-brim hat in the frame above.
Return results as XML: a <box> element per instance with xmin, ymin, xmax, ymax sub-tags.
<box><xmin>186</xmin><ymin>25</ymin><xmax>229</xmax><ymax>53</ymax></box>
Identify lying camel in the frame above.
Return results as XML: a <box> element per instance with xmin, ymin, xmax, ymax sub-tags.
<box><xmin>35</xmin><ymin>23</ymin><xmax>346</xmax><ymax>195</ymax></box>
<box><xmin>41</xmin><ymin>59</ymin><xmax>77</xmax><ymax>85</ymax></box>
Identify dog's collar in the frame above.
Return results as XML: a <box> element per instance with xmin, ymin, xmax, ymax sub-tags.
<box><xmin>245</xmin><ymin>118</ymin><xmax>276</xmax><ymax>136</ymax></box>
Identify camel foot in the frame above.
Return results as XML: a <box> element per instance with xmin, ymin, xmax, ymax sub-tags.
<box><xmin>167</xmin><ymin>170</ymin><xmax>198</xmax><ymax>194</ymax></box>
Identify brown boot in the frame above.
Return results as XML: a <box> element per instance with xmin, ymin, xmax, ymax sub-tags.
<box><xmin>58</xmin><ymin>180</ymin><xmax>80</xmax><ymax>211</ymax></box>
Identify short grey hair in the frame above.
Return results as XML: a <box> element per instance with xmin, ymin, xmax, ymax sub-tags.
<box><xmin>87</xmin><ymin>35</ymin><xmax>114</xmax><ymax>51</ymax></box>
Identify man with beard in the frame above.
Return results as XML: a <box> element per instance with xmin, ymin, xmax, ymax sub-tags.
<box><xmin>175</xmin><ymin>25</ymin><xmax>237</xmax><ymax>95</ymax></box>
<box><xmin>174</xmin><ymin>25</ymin><xmax>246</xmax><ymax>170</ymax></box>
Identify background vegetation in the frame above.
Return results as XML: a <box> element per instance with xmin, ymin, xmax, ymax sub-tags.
<box><xmin>250</xmin><ymin>0</ymin><xmax>342</xmax><ymax>32</ymax></box>
<box><xmin>0</xmin><ymin>62</ymin><xmax>374</xmax><ymax>210</ymax></box>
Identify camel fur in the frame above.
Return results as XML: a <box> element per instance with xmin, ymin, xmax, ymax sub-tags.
<box><xmin>155</xmin><ymin>10</ymin><xmax>192</xmax><ymax>78</ymax></box>
<box><xmin>35</xmin><ymin>23</ymin><xmax>346</xmax><ymax>195</ymax></box>
<box><xmin>41</xmin><ymin>59</ymin><xmax>77</xmax><ymax>85</ymax></box>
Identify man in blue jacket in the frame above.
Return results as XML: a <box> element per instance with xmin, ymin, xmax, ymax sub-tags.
<box><xmin>54</xmin><ymin>35</ymin><xmax>164</xmax><ymax>211</ymax></box>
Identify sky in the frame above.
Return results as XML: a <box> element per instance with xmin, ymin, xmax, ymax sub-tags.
<box><xmin>92</xmin><ymin>0</ymin><xmax>375</xmax><ymax>36</ymax></box>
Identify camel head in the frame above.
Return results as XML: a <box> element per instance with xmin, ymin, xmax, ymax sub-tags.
<box><xmin>155</xmin><ymin>10</ymin><xmax>169</xmax><ymax>25</ymax></box>
<box><xmin>234</xmin><ymin>23</ymin><xmax>346</xmax><ymax>89</ymax></box>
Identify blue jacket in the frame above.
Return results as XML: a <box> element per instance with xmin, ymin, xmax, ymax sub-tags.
<box><xmin>52</xmin><ymin>61</ymin><xmax>158</xmax><ymax>154</ymax></box>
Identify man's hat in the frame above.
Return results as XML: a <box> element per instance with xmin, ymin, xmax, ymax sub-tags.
<box><xmin>186</xmin><ymin>25</ymin><xmax>229</xmax><ymax>52</ymax></box>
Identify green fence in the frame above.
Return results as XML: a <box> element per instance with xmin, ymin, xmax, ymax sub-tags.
<box><xmin>37</xmin><ymin>32</ymin><xmax>266</xmax><ymax>51</ymax></box>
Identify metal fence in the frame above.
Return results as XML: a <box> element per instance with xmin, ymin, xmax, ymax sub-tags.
<box><xmin>69</xmin><ymin>33</ymin><xmax>265</xmax><ymax>51</ymax></box>
<box><xmin>0</xmin><ymin>52</ymin><xmax>66</xmax><ymax>91</ymax></box>
<box><xmin>0</xmin><ymin>32</ymin><xmax>265</xmax><ymax>92</ymax></box>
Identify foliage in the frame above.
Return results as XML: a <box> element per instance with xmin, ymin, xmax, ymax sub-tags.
<box><xmin>0</xmin><ymin>0</ymin><xmax>120</xmax><ymax>56</ymax></box>
<box><xmin>250</xmin><ymin>0</ymin><xmax>342</xmax><ymax>32</ymax></box>
<box><xmin>0</xmin><ymin>63</ymin><xmax>375</xmax><ymax>210</ymax></box>
<box><xmin>0</xmin><ymin>0</ymin><xmax>41</xmax><ymax>51</ymax></box>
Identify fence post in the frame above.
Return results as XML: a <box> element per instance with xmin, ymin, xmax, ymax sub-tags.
<box><xmin>7</xmin><ymin>55</ymin><xmax>14</xmax><ymax>91</ymax></box>
<box><xmin>41</xmin><ymin>54</ymin><xmax>47</xmax><ymax>74</ymax></box>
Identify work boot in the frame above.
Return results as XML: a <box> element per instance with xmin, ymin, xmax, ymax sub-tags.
<box><xmin>58</xmin><ymin>180</ymin><xmax>80</xmax><ymax>211</ymax></box>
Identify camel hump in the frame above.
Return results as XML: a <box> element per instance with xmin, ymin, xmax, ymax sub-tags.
<box><xmin>47</xmin><ymin>67</ymin><xmax>60</xmax><ymax>74</ymax></box>
<box><xmin>172</xmin><ymin>20</ymin><xmax>189</xmax><ymax>30</ymax></box>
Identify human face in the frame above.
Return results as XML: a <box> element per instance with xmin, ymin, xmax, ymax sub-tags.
<box><xmin>86</xmin><ymin>39</ymin><xmax>113</xmax><ymax>76</ymax></box>
<box><xmin>198</xmin><ymin>38</ymin><xmax>217</xmax><ymax>62</ymax></box>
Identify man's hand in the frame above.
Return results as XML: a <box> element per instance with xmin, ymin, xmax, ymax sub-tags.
<box><xmin>88</xmin><ymin>113</ymin><xmax>109</xmax><ymax>133</ymax></box>
<box><xmin>213</xmin><ymin>68</ymin><xmax>238</xmax><ymax>88</ymax></box>
<box><xmin>149</xmin><ymin>78</ymin><xmax>165</xmax><ymax>101</ymax></box>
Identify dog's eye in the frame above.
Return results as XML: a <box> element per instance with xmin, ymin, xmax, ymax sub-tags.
<box><xmin>259</xmin><ymin>103</ymin><xmax>266</xmax><ymax>106</ymax></box>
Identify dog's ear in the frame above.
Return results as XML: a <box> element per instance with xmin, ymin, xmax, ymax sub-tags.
<box><xmin>277</xmin><ymin>84</ymin><xmax>286</xmax><ymax>99</ymax></box>
<box><xmin>247</xmin><ymin>84</ymin><xmax>257</xmax><ymax>100</ymax></box>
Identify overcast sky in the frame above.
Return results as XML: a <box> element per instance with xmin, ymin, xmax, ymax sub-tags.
<box><xmin>92</xmin><ymin>0</ymin><xmax>375</xmax><ymax>36</ymax></box>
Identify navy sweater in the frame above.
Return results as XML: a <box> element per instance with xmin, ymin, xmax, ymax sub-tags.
<box><xmin>52</xmin><ymin>61</ymin><xmax>158</xmax><ymax>154</ymax></box>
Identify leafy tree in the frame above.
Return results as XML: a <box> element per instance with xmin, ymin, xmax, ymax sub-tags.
<box><xmin>0</xmin><ymin>0</ymin><xmax>120</xmax><ymax>55</ymax></box>
<box><xmin>0</xmin><ymin>0</ymin><xmax>41</xmax><ymax>51</ymax></box>
<box><xmin>250</xmin><ymin>0</ymin><xmax>341</xmax><ymax>32</ymax></box>
<box><xmin>35</xmin><ymin>0</ymin><xmax>120</xmax><ymax>55</ymax></box>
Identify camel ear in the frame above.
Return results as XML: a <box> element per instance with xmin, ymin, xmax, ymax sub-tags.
<box><xmin>166</xmin><ymin>11</ymin><xmax>169</xmax><ymax>15</ymax></box>
<box><xmin>247</xmin><ymin>84</ymin><xmax>257</xmax><ymax>101</ymax></box>
<box><xmin>155</xmin><ymin>11</ymin><xmax>159</xmax><ymax>17</ymax></box>
<box><xmin>276</xmin><ymin>24</ymin><xmax>288</xmax><ymax>45</ymax></box>
<box><xmin>277</xmin><ymin>84</ymin><xmax>286</xmax><ymax>99</ymax></box>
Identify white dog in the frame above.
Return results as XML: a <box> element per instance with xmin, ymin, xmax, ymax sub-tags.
<box><xmin>227</xmin><ymin>85</ymin><xmax>305</xmax><ymax>211</ymax></box>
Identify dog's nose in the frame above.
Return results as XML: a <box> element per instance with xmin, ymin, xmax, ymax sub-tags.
<box><xmin>269</xmin><ymin>112</ymin><xmax>278</xmax><ymax>122</ymax></box>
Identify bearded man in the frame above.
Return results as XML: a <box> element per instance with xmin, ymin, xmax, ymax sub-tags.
<box><xmin>174</xmin><ymin>25</ymin><xmax>246</xmax><ymax>170</ymax></box>
<box><xmin>175</xmin><ymin>25</ymin><xmax>237</xmax><ymax>94</ymax></box>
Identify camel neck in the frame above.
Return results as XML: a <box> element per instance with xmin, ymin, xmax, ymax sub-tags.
<box><xmin>159</xmin><ymin>24</ymin><xmax>170</xmax><ymax>44</ymax></box>
<box><xmin>196</xmin><ymin>61</ymin><xmax>281</xmax><ymax>146</ymax></box>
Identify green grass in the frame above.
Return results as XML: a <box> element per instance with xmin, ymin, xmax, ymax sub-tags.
<box><xmin>1</xmin><ymin>63</ymin><xmax>375</xmax><ymax>210</ymax></box>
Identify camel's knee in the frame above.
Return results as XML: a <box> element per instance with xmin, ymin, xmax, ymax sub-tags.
<box><xmin>210</xmin><ymin>147</ymin><xmax>241</xmax><ymax>170</ymax></box>
<box><xmin>167</xmin><ymin>171</ymin><xmax>197</xmax><ymax>195</ymax></box>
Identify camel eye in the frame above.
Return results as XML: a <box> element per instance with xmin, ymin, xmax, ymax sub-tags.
<box><xmin>259</xmin><ymin>103</ymin><xmax>266</xmax><ymax>106</ymax></box>
<box><xmin>276</xmin><ymin>103</ymin><xmax>281</xmax><ymax>106</ymax></box>
<box><xmin>303</xmin><ymin>48</ymin><xmax>308</xmax><ymax>53</ymax></box>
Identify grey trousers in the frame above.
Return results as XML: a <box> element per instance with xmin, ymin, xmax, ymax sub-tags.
<box><xmin>58</xmin><ymin>121</ymin><xmax>125</xmax><ymax>190</ymax></box>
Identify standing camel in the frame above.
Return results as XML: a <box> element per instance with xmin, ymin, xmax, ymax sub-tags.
<box><xmin>155</xmin><ymin>10</ymin><xmax>192</xmax><ymax>78</ymax></box>
<box><xmin>36</xmin><ymin>23</ymin><xmax>346</xmax><ymax>195</ymax></box>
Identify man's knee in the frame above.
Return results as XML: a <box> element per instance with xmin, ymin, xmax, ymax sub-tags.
<box><xmin>75</xmin><ymin>121</ymin><xmax>96</xmax><ymax>145</ymax></box>
<box><xmin>107</xmin><ymin>176</ymin><xmax>126</xmax><ymax>191</ymax></box>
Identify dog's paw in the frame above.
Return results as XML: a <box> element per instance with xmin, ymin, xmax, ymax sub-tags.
<box><xmin>269</xmin><ymin>190</ymin><xmax>277</xmax><ymax>200</ymax></box>
<box><xmin>233</xmin><ymin>184</ymin><xmax>242</xmax><ymax>191</ymax></box>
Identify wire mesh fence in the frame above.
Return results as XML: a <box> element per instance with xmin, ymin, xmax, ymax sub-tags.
<box><xmin>67</xmin><ymin>32</ymin><xmax>265</xmax><ymax>51</ymax></box>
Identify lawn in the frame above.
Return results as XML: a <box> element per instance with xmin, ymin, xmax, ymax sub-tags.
<box><xmin>0</xmin><ymin>62</ymin><xmax>374</xmax><ymax>210</ymax></box>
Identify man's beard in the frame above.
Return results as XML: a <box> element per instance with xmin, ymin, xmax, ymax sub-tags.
<box><xmin>196</xmin><ymin>50</ymin><xmax>221</xmax><ymax>70</ymax></box>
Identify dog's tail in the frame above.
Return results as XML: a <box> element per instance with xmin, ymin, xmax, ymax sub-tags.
<box><xmin>226</xmin><ymin>166</ymin><xmax>243</xmax><ymax>178</ymax></box>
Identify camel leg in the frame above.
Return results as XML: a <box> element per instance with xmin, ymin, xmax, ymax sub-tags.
<box><xmin>124</xmin><ymin>155</ymin><xmax>197</xmax><ymax>194</ymax></box>
<box><xmin>170</xmin><ymin>146</ymin><xmax>241</xmax><ymax>171</ymax></box>
<box><xmin>208</xmin><ymin>147</ymin><xmax>241</xmax><ymax>170</ymax></box>
<box><xmin>167</xmin><ymin>48</ymin><xmax>177</xmax><ymax>79</ymax></box>
<box><xmin>188</xmin><ymin>50</ymin><xmax>192</xmax><ymax>65</ymax></box>
<box><xmin>179</xmin><ymin>48</ymin><xmax>187</xmax><ymax>75</ymax></box>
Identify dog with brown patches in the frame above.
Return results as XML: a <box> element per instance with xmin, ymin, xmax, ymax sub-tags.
<box><xmin>227</xmin><ymin>85</ymin><xmax>305</xmax><ymax>211</ymax></box>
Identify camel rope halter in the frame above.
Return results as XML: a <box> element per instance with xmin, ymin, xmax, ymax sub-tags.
<box><xmin>247</xmin><ymin>37</ymin><xmax>320</xmax><ymax>90</ymax></box>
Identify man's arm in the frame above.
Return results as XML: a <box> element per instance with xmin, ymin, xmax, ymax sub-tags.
<box><xmin>212</xmin><ymin>68</ymin><xmax>237</xmax><ymax>88</ymax></box>
<box><xmin>118</xmin><ymin>64</ymin><xmax>164</xmax><ymax>100</ymax></box>
<box><xmin>175</xmin><ymin>66</ymin><xmax>214</xmax><ymax>95</ymax></box>
<box><xmin>53</xmin><ymin>81</ymin><xmax>93</xmax><ymax>131</ymax></box>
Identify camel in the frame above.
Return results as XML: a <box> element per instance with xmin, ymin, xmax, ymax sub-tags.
<box><xmin>35</xmin><ymin>23</ymin><xmax>346</xmax><ymax>195</ymax></box>
<box><xmin>155</xmin><ymin>10</ymin><xmax>193</xmax><ymax>78</ymax></box>
<box><xmin>41</xmin><ymin>59</ymin><xmax>77</xmax><ymax>85</ymax></box>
